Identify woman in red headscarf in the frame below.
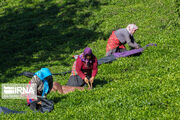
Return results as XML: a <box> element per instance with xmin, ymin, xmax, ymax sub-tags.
<box><xmin>106</xmin><ymin>24</ymin><xmax>140</xmax><ymax>56</ymax></box>
<box><xmin>66</xmin><ymin>47</ymin><xmax>98</xmax><ymax>87</ymax></box>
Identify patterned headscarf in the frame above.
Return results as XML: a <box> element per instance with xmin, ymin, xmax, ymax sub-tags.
<box><xmin>126</xmin><ymin>24</ymin><xmax>138</xmax><ymax>35</ymax></box>
<box><xmin>79</xmin><ymin>47</ymin><xmax>94</xmax><ymax>67</ymax></box>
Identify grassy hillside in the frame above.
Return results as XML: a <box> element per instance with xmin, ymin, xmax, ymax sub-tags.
<box><xmin>0</xmin><ymin>0</ymin><xmax>179</xmax><ymax>119</ymax></box>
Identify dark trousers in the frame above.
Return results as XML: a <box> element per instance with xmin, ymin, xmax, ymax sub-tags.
<box><xmin>66</xmin><ymin>75</ymin><xmax>90</xmax><ymax>87</ymax></box>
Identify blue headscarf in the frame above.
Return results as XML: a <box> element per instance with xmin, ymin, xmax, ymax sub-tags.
<box><xmin>34</xmin><ymin>68</ymin><xmax>52</xmax><ymax>96</ymax></box>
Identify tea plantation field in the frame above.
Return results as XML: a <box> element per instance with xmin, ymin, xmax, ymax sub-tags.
<box><xmin>0</xmin><ymin>0</ymin><xmax>179</xmax><ymax>119</ymax></box>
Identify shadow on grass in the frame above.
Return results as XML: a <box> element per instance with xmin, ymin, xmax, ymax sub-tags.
<box><xmin>0</xmin><ymin>0</ymin><xmax>105</xmax><ymax>82</ymax></box>
<box><xmin>93</xmin><ymin>78</ymin><xmax>109</xmax><ymax>88</ymax></box>
<box><xmin>50</xmin><ymin>96</ymin><xmax>67</xmax><ymax>104</ymax></box>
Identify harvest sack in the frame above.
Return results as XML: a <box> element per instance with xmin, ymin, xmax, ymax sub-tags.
<box><xmin>29</xmin><ymin>97</ymin><xmax>54</xmax><ymax>113</ymax></box>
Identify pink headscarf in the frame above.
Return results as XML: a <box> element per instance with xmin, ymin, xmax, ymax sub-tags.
<box><xmin>79</xmin><ymin>47</ymin><xmax>94</xmax><ymax>67</ymax></box>
<box><xmin>126</xmin><ymin>24</ymin><xmax>138</xmax><ymax>35</ymax></box>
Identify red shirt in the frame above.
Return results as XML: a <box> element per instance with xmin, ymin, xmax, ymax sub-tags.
<box><xmin>76</xmin><ymin>56</ymin><xmax>98</xmax><ymax>79</ymax></box>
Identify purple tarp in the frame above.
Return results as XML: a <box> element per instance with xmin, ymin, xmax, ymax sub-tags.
<box><xmin>113</xmin><ymin>43</ymin><xmax>157</xmax><ymax>58</ymax></box>
<box><xmin>113</xmin><ymin>48</ymin><xmax>144</xmax><ymax>58</ymax></box>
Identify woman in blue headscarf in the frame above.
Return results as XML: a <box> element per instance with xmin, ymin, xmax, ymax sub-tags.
<box><xmin>27</xmin><ymin>68</ymin><xmax>53</xmax><ymax>105</ymax></box>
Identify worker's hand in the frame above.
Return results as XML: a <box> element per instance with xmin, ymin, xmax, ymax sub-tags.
<box><xmin>136</xmin><ymin>45</ymin><xmax>142</xmax><ymax>49</ymax></box>
<box><xmin>37</xmin><ymin>101</ymin><xmax>42</xmax><ymax>105</ymax></box>
<box><xmin>135</xmin><ymin>46</ymin><xmax>140</xmax><ymax>49</ymax></box>
<box><xmin>89</xmin><ymin>77</ymin><xmax>95</xmax><ymax>84</ymax></box>
<box><xmin>84</xmin><ymin>77</ymin><xmax>89</xmax><ymax>84</ymax></box>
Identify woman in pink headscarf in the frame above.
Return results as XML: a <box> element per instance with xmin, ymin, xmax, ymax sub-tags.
<box><xmin>66</xmin><ymin>47</ymin><xmax>98</xmax><ymax>87</ymax></box>
<box><xmin>50</xmin><ymin>48</ymin><xmax>97</xmax><ymax>94</ymax></box>
<box><xmin>106</xmin><ymin>24</ymin><xmax>140</xmax><ymax>56</ymax></box>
